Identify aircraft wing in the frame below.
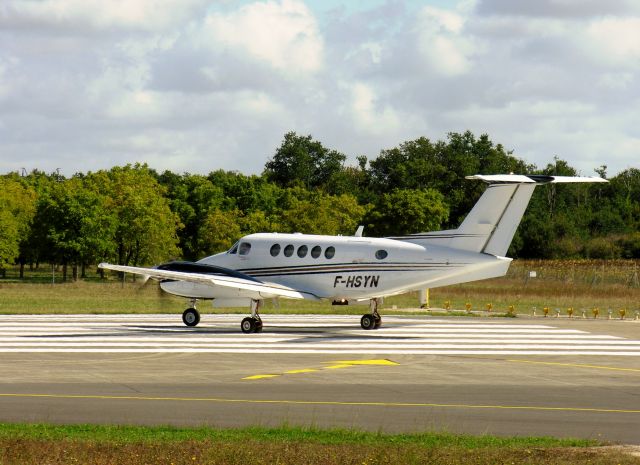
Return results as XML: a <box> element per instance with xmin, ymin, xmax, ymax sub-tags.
<box><xmin>98</xmin><ymin>263</ymin><xmax>320</xmax><ymax>301</ymax></box>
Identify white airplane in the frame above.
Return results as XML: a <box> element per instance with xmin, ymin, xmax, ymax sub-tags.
<box><xmin>99</xmin><ymin>174</ymin><xmax>606</xmax><ymax>333</ymax></box>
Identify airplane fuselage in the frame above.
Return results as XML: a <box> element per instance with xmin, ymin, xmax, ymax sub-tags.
<box><xmin>160</xmin><ymin>233</ymin><xmax>512</xmax><ymax>303</ymax></box>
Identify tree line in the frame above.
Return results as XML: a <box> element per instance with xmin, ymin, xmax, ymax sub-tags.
<box><xmin>1</xmin><ymin>131</ymin><xmax>638</xmax><ymax>280</ymax></box>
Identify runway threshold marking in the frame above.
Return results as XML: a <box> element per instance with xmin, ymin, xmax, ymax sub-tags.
<box><xmin>1</xmin><ymin>392</ymin><xmax>638</xmax><ymax>415</ymax></box>
<box><xmin>508</xmin><ymin>359</ymin><xmax>640</xmax><ymax>373</ymax></box>
<box><xmin>242</xmin><ymin>359</ymin><xmax>398</xmax><ymax>380</ymax></box>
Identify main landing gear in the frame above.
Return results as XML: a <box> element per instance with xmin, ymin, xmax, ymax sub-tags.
<box><xmin>241</xmin><ymin>299</ymin><xmax>263</xmax><ymax>334</ymax></box>
<box><xmin>182</xmin><ymin>299</ymin><xmax>200</xmax><ymax>327</ymax></box>
<box><xmin>360</xmin><ymin>298</ymin><xmax>382</xmax><ymax>330</ymax></box>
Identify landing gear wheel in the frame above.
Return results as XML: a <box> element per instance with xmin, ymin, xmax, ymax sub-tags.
<box><xmin>241</xmin><ymin>317</ymin><xmax>262</xmax><ymax>333</ymax></box>
<box><xmin>374</xmin><ymin>314</ymin><xmax>382</xmax><ymax>329</ymax></box>
<box><xmin>360</xmin><ymin>314</ymin><xmax>376</xmax><ymax>330</ymax></box>
<box><xmin>182</xmin><ymin>308</ymin><xmax>200</xmax><ymax>327</ymax></box>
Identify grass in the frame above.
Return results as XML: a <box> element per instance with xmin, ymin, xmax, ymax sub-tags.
<box><xmin>2</xmin><ymin>423</ymin><xmax>637</xmax><ymax>465</ymax></box>
<box><xmin>1</xmin><ymin>259</ymin><xmax>639</xmax><ymax>316</ymax></box>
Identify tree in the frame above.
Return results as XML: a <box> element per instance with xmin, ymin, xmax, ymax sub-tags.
<box><xmin>158</xmin><ymin>172</ymin><xmax>225</xmax><ymax>260</ymax></box>
<box><xmin>367</xmin><ymin>131</ymin><xmax>531</xmax><ymax>227</ymax></box>
<box><xmin>105</xmin><ymin>165</ymin><xmax>182</xmax><ymax>266</ymax></box>
<box><xmin>198</xmin><ymin>209</ymin><xmax>242</xmax><ymax>255</ymax></box>
<box><xmin>365</xmin><ymin>188</ymin><xmax>449</xmax><ymax>237</ymax></box>
<box><xmin>263</xmin><ymin>132</ymin><xmax>346</xmax><ymax>190</ymax></box>
<box><xmin>31</xmin><ymin>177</ymin><xmax>117</xmax><ymax>280</ymax></box>
<box><xmin>0</xmin><ymin>177</ymin><xmax>36</xmax><ymax>272</ymax></box>
<box><xmin>278</xmin><ymin>191</ymin><xmax>367</xmax><ymax>235</ymax></box>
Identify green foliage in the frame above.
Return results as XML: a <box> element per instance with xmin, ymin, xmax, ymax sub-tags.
<box><xmin>31</xmin><ymin>177</ymin><xmax>116</xmax><ymax>267</ymax></box>
<box><xmin>1</xmin><ymin>131</ymin><xmax>638</xmax><ymax>271</ymax></box>
<box><xmin>198</xmin><ymin>209</ymin><xmax>243</xmax><ymax>255</ymax></box>
<box><xmin>366</xmin><ymin>189</ymin><xmax>449</xmax><ymax>236</ymax></box>
<box><xmin>264</xmin><ymin>132</ymin><xmax>346</xmax><ymax>190</ymax></box>
<box><xmin>278</xmin><ymin>192</ymin><xmax>367</xmax><ymax>235</ymax></box>
<box><xmin>0</xmin><ymin>177</ymin><xmax>36</xmax><ymax>268</ymax></box>
<box><xmin>106</xmin><ymin>165</ymin><xmax>182</xmax><ymax>266</ymax></box>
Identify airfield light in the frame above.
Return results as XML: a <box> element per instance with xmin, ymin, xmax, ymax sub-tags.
<box><xmin>592</xmin><ymin>307</ymin><xmax>599</xmax><ymax>319</ymax></box>
<box><xmin>486</xmin><ymin>303</ymin><xmax>493</xmax><ymax>312</ymax></box>
<box><xmin>465</xmin><ymin>302</ymin><xmax>472</xmax><ymax>313</ymax></box>
<box><xmin>532</xmin><ymin>306</ymin><xmax>537</xmax><ymax>317</ymax></box>
<box><xmin>444</xmin><ymin>301</ymin><xmax>451</xmax><ymax>311</ymax></box>
<box><xmin>619</xmin><ymin>309</ymin><xmax>626</xmax><ymax>320</ymax></box>
<box><xmin>607</xmin><ymin>308</ymin><xmax>613</xmax><ymax>320</ymax></box>
<box><xmin>543</xmin><ymin>307</ymin><xmax>549</xmax><ymax>317</ymax></box>
<box><xmin>567</xmin><ymin>307</ymin><xmax>574</xmax><ymax>318</ymax></box>
<box><xmin>555</xmin><ymin>308</ymin><xmax>560</xmax><ymax>318</ymax></box>
<box><xmin>508</xmin><ymin>305</ymin><xmax>515</xmax><ymax>316</ymax></box>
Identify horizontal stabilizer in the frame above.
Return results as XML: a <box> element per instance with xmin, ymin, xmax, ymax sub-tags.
<box><xmin>466</xmin><ymin>174</ymin><xmax>608</xmax><ymax>184</ymax></box>
<box><xmin>394</xmin><ymin>174</ymin><xmax>608</xmax><ymax>256</ymax></box>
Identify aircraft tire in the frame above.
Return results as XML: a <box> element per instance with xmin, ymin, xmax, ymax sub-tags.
<box><xmin>360</xmin><ymin>314</ymin><xmax>376</xmax><ymax>330</ymax></box>
<box><xmin>182</xmin><ymin>308</ymin><xmax>200</xmax><ymax>327</ymax></box>
<box><xmin>241</xmin><ymin>317</ymin><xmax>257</xmax><ymax>333</ymax></box>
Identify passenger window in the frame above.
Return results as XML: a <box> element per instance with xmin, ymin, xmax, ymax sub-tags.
<box><xmin>270</xmin><ymin>244</ymin><xmax>281</xmax><ymax>257</ymax></box>
<box><xmin>311</xmin><ymin>245</ymin><xmax>321</xmax><ymax>258</ymax></box>
<box><xmin>297</xmin><ymin>245</ymin><xmax>308</xmax><ymax>258</ymax></box>
<box><xmin>228</xmin><ymin>241</ymin><xmax>239</xmax><ymax>254</ymax></box>
<box><xmin>325</xmin><ymin>246</ymin><xmax>335</xmax><ymax>259</ymax></box>
<box><xmin>284</xmin><ymin>244</ymin><xmax>294</xmax><ymax>257</ymax></box>
<box><xmin>375</xmin><ymin>249</ymin><xmax>388</xmax><ymax>260</ymax></box>
<box><xmin>239</xmin><ymin>242</ymin><xmax>252</xmax><ymax>256</ymax></box>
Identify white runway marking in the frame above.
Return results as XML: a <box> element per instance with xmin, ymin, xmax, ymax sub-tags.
<box><xmin>0</xmin><ymin>314</ymin><xmax>638</xmax><ymax>356</ymax></box>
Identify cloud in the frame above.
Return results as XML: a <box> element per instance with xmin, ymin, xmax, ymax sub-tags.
<box><xmin>0</xmin><ymin>0</ymin><xmax>638</xmax><ymax>178</ymax></box>
<box><xmin>203</xmin><ymin>0</ymin><xmax>324</xmax><ymax>75</ymax></box>
<box><xmin>414</xmin><ymin>6</ymin><xmax>476</xmax><ymax>76</ymax></box>
<box><xmin>475</xmin><ymin>0</ymin><xmax>640</xmax><ymax>18</ymax></box>
<box><xmin>0</xmin><ymin>0</ymin><xmax>207</xmax><ymax>32</ymax></box>
<box><xmin>585</xmin><ymin>17</ymin><xmax>640</xmax><ymax>67</ymax></box>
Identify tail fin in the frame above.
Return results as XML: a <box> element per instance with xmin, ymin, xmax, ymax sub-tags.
<box><xmin>391</xmin><ymin>174</ymin><xmax>607</xmax><ymax>256</ymax></box>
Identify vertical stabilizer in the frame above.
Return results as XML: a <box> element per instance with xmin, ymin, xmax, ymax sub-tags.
<box><xmin>390</xmin><ymin>174</ymin><xmax>607</xmax><ymax>256</ymax></box>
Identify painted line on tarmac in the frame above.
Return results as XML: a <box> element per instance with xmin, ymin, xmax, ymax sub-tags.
<box><xmin>1</xmin><ymin>349</ymin><xmax>640</xmax><ymax>355</ymax></box>
<box><xmin>1</xmin><ymin>392</ymin><xmax>638</xmax><ymax>414</ymax></box>
<box><xmin>242</xmin><ymin>359</ymin><xmax>398</xmax><ymax>380</ymax></box>
<box><xmin>508</xmin><ymin>359</ymin><xmax>640</xmax><ymax>373</ymax></box>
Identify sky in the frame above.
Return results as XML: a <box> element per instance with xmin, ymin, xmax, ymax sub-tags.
<box><xmin>1</xmin><ymin>0</ymin><xmax>639</xmax><ymax>177</ymax></box>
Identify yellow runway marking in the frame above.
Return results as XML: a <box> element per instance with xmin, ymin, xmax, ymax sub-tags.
<box><xmin>331</xmin><ymin>359</ymin><xmax>399</xmax><ymax>366</ymax></box>
<box><xmin>243</xmin><ymin>359</ymin><xmax>398</xmax><ymax>380</ymax></box>
<box><xmin>0</xmin><ymin>393</ymin><xmax>638</xmax><ymax>414</ymax></box>
<box><xmin>508</xmin><ymin>359</ymin><xmax>640</xmax><ymax>373</ymax></box>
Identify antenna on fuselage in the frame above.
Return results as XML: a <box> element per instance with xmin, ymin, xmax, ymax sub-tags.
<box><xmin>354</xmin><ymin>225</ymin><xmax>364</xmax><ymax>237</ymax></box>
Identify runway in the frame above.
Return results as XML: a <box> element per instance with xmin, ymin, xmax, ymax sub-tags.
<box><xmin>0</xmin><ymin>314</ymin><xmax>639</xmax><ymax>443</ymax></box>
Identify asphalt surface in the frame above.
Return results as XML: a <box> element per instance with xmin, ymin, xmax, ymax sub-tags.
<box><xmin>0</xmin><ymin>314</ymin><xmax>639</xmax><ymax>443</ymax></box>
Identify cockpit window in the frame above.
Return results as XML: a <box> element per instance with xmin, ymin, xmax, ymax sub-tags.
<box><xmin>239</xmin><ymin>242</ymin><xmax>252</xmax><ymax>256</ymax></box>
<box><xmin>228</xmin><ymin>241</ymin><xmax>239</xmax><ymax>254</ymax></box>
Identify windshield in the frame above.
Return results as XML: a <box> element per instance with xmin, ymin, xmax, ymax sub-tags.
<box><xmin>228</xmin><ymin>241</ymin><xmax>239</xmax><ymax>254</ymax></box>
